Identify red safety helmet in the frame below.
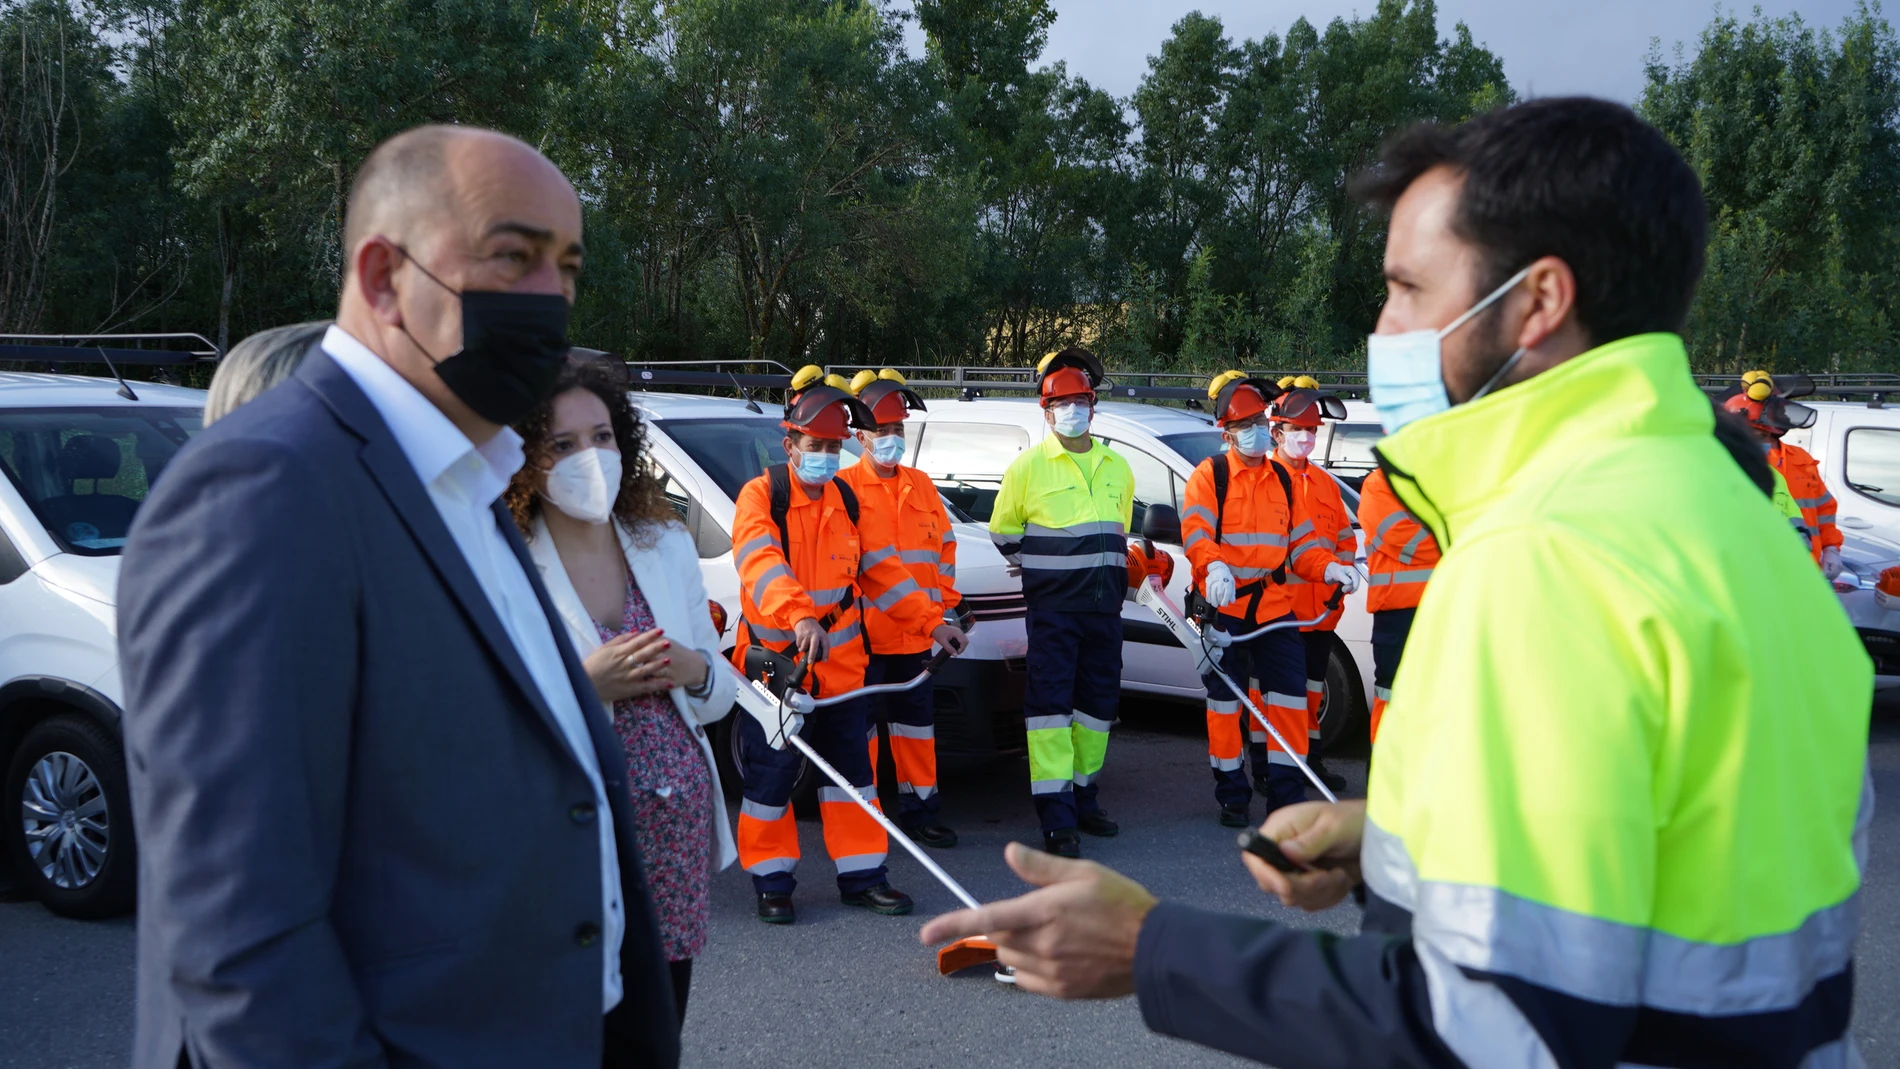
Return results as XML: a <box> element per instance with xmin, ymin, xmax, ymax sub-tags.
<box><xmin>1205</xmin><ymin>371</ymin><xmax>1280</xmax><ymax>426</ymax></box>
<box><xmin>1270</xmin><ymin>381</ymin><xmax>1347</xmax><ymax>429</ymax></box>
<box><xmin>849</xmin><ymin>368</ymin><xmax>927</xmax><ymax>424</ymax></box>
<box><xmin>782</xmin><ymin>383</ymin><xmax>872</xmax><ymax>441</ymax></box>
<box><xmin>1037</xmin><ymin>347</ymin><xmax>1104</xmax><ymax>406</ymax></box>
<box><xmin>1721</xmin><ymin>391</ymin><xmax>1815</xmax><ymax>438</ymax></box>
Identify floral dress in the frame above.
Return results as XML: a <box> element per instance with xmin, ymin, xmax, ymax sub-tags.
<box><xmin>596</xmin><ymin>576</ymin><xmax>713</xmax><ymax>962</ymax></box>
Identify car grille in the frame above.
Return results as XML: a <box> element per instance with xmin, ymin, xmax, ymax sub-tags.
<box><xmin>961</xmin><ymin>591</ymin><xmax>1026</xmax><ymax>621</ymax></box>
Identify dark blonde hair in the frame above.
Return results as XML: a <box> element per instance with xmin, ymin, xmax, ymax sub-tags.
<box><xmin>504</xmin><ymin>358</ymin><xmax>675</xmax><ymax>544</ymax></box>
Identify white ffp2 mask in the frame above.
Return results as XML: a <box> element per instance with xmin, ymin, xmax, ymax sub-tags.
<box><xmin>542</xmin><ymin>447</ymin><xmax>623</xmax><ymax>525</ymax></box>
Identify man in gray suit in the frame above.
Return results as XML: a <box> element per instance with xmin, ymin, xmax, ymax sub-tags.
<box><xmin>117</xmin><ymin>125</ymin><xmax>679</xmax><ymax>1067</ymax></box>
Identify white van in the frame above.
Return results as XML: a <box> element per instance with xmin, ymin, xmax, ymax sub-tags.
<box><xmin>892</xmin><ymin>396</ymin><xmax>1377</xmax><ymax>751</ymax></box>
<box><xmin>1781</xmin><ymin>400</ymin><xmax>1900</xmax><ymax>546</ymax></box>
<box><xmin>628</xmin><ymin>392</ymin><xmax>1031</xmax><ymax>773</ymax></box>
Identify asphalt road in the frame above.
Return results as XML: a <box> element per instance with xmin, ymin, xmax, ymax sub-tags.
<box><xmin>3</xmin><ymin>698</ymin><xmax>1897</xmax><ymax>1069</ymax></box>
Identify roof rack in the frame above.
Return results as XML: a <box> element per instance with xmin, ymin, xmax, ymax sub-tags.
<box><xmin>0</xmin><ymin>332</ymin><xmax>222</xmax><ymax>366</ymax></box>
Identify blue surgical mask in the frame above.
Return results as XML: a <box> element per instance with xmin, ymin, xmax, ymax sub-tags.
<box><xmin>1050</xmin><ymin>402</ymin><xmax>1091</xmax><ymax>439</ymax></box>
<box><xmin>1366</xmin><ymin>265</ymin><xmax>1533</xmax><ymax>434</ymax></box>
<box><xmin>1232</xmin><ymin>424</ymin><xmax>1269</xmax><ymax>458</ymax></box>
<box><xmin>793</xmin><ymin>448</ymin><xmax>840</xmax><ymax>485</ymax></box>
<box><xmin>869</xmin><ymin>433</ymin><xmax>906</xmax><ymax>467</ymax></box>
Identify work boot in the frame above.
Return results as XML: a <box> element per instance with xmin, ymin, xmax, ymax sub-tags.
<box><xmin>1076</xmin><ymin>809</ymin><xmax>1119</xmax><ymax>837</ymax></box>
<box><xmin>1307</xmin><ymin>754</ymin><xmax>1348</xmax><ymax>793</ymax></box>
<box><xmin>840</xmin><ymin>882</ymin><xmax>914</xmax><ymax>915</ymax></box>
<box><xmin>757</xmin><ymin>892</ymin><xmax>795</xmax><ymax>925</ymax></box>
<box><xmin>1042</xmin><ymin>828</ymin><xmax>1081</xmax><ymax>858</ymax></box>
<box><xmin>906</xmin><ymin>823</ymin><xmax>959</xmax><ymax>849</ymax></box>
<box><xmin>1219</xmin><ymin>804</ymin><xmax>1251</xmax><ymax>828</ymax></box>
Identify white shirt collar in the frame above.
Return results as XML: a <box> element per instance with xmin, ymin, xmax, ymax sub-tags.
<box><xmin>321</xmin><ymin>325</ymin><xmax>526</xmax><ymax>508</ymax></box>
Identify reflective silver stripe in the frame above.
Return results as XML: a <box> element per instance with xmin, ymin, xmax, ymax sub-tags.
<box><xmin>1211</xmin><ymin>754</ymin><xmax>1243</xmax><ymax>771</ymax></box>
<box><xmin>1368</xmin><ymin>568</ymin><xmax>1434</xmax><ymax>585</ymax></box>
<box><xmin>1071</xmin><ymin>769</ymin><xmax>1099</xmax><ymax>786</ymax></box>
<box><xmin>1290</xmin><ymin>541</ymin><xmax>1328</xmax><ymax>564</ymax></box>
<box><xmin>898</xmin><ymin>549</ymin><xmax>939</xmax><ymax>564</ymax></box>
<box><xmin>911</xmin><ymin>784</ymin><xmax>939</xmax><ymax>801</ymax></box>
<box><xmin>1795</xmin><ymin>495</ymin><xmax>1832</xmax><ymax>509</ymax></box>
<box><xmin>941</xmin><ymin>526</ymin><xmax>957</xmax><ymax>544</ymax></box>
<box><xmin>1336</xmin><ymin>526</ymin><xmax>1355</xmax><ymax>544</ymax></box>
<box><xmin>1305</xmin><ymin>680</ymin><xmax>1324</xmax><ymax>693</ymax></box>
<box><xmin>1207</xmin><ymin>698</ymin><xmax>1240</xmax><ymax>714</ymax></box>
<box><xmin>1030</xmin><ymin>778</ymin><xmax>1071</xmax><ymax>795</ymax></box>
<box><xmin>1265</xmin><ymin>691</ymin><xmax>1305</xmax><ymax>709</ymax></box>
<box><xmin>1369</xmin><ymin>819</ymin><xmax>1862</xmax><ymax>1016</ymax></box>
<box><xmin>1223</xmin><ymin>531</ymin><xmax>1288</xmax><ymax>547</ymax></box>
<box><xmin>1185</xmin><ymin>530</ymin><xmax>1211</xmax><ymax>549</ymax></box>
<box><xmin>861</xmin><ymin>546</ymin><xmax>898</xmax><ymax>568</ymax></box>
<box><xmin>827</xmin><ymin>619</ymin><xmax>862</xmax><ymax>644</ymax></box>
<box><xmin>746</xmin><ymin>857</ymin><xmax>798</xmax><ymax>875</ymax></box>
<box><xmin>938</xmin><ymin>561</ymin><xmax>955</xmax><ymax>576</ymax></box>
<box><xmin>1232</xmin><ymin>565</ymin><xmax>1280</xmax><ymax>580</ymax></box>
<box><xmin>833</xmin><ymin>852</ymin><xmax>887</xmax><ymax>874</ymax></box>
<box><xmin>735</xmin><ymin>535</ymin><xmax>780</xmax><ymax>565</ymax></box>
<box><xmin>809</xmin><ymin>585</ymin><xmax>849</xmax><ymax>607</ymax></box>
<box><xmin>747</xmin><ymin>622</ymin><xmax>797</xmax><ymax>642</ymax></box>
<box><xmin>819</xmin><ymin>784</ymin><xmax>874</xmax><ymax>805</ymax></box>
<box><xmin>1374</xmin><ymin>686</ymin><xmax>1393</xmax><ymax>702</ymax></box>
<box><xmin>989</xmin><ymin>527</ymin><xmax>1023</xmax><ymax>546</ymax></box>
<box><xmin>1183</xmin><ymin>504</ymin><xmax>1217</xmax><ymax>526</ymax></box>
<box><xmin>889</xmin><ymin>723</ymin><xmax>933</xmax><ymax>740</ymax></box>
<box><xmin>1266</xmin><ymin>751</ymin><xmax>1303</xmax><ymax>766</ymax></box>
<box><xmin>1818</xmin><ymin>512</ymin><xmax>1837</xmax><ymax>525</ymax></box>
<box><xmin>1020</xmin><ymin>551</ymin><xmax>1125</xmax><ymax>570</ymax></box>
<box><xmin>1073</xmin><ymin>711</ymin><xmax>1114</xmax><ymax>733</ymax></box>
<box><xmin>1417</xmin><ymin>940</ymin><xmax>1561</xmax><ymax>1069</ymax></box>
<box><xmin>1025</xmin><ymin>714</ymin><xmax>1073</xmax><ymax>732</ymax></box>
<box><xmin>740</xmin><ymin>799</ymin><xmax>789</xmax><ymax>822</ymax></box>
<box><xmin>925</xmin><ymin>587</ymin><xmax>943</xmax><ymax>602</ymax></box>
<box><xmin>750</xmin><ymin>563</ymin><xmax>793</xmax><ymax>604</ymax></box>
<box><xmin>1247</xmin><ymin>730</ymin><xmax>1267</xmax><ymax>743</ymax></box>
<box><xmin>871</xmin><ymin>576</ymin><xmax>923</xmax><ymax>611</ymax></box>
<box><xmin>1366</xmin><ymin>510</ymin><xmax>1407</xmax><ymax>555</ymax></box>
<box><xmin>1397</xmin><ymin>528</ymin><xmax>1430</xmax><ymax>565</ymax></box>
<box><xmin>1025</xmin><ymin>520</ymin><xmax>1124</xmax><ymax>537</ymax></box>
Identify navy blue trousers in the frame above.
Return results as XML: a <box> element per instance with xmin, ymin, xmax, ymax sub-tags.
<box><xmin>1023</xmin><ymin>608</ymin><xmax>1123</xmax><ymax>833</ymax></box>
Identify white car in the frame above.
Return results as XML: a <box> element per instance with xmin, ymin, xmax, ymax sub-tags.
<box><xmin>0</xmin><ymin>371</ymin><xmax>206</xmax><ymax>917</ymax></box>
<box><xmin>1781</xmin><ymin>400</ymin><xmax>1900</xmax><ymax>547</ymax></box>
<box><xmin>627</xmin><ymin>391</ymin><xmax>1032</xmax><ymax>771</ymax></box>
<box><xmin>888</xmin><ymin>396</ymin><xmax>1378</xmax><ymax>751</ymax></box>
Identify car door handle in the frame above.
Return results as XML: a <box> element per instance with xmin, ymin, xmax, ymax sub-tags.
<box><xmin>1842</xmin><ymin>516</ymin><xmax>1873</xmax><ymax>529</ymax></box>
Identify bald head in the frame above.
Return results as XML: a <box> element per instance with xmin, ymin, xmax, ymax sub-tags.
<box><xmin>335</xmin><ymin>123</ymin><xmax>584</xmax><ymax>442</ymax></box>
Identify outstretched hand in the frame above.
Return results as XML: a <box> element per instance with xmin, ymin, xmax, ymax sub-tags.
<box><xmin>918</xmin><ymin>842</ymin><xmax>1156</xmax><ymax>999</ymax></box>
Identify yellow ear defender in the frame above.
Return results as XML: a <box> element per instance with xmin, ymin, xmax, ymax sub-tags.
<box><xmin>822</xmin><ymin>373</ymin><xmax>850</xmax><ymax>391</ymax></box>
<box><xmin>877</xmin><ymin>368</ymin><xmax>907</xmax><ymax>384</ymax></box>
<box><xmin>847</xmin><ymin>369</ymin><xmax>879</xmax><ymax>395</ymax></box>
<box><xmin>791</xmin><ymin>365</ymin><xmax>826</xmax><ymax>392</ymax></box>
<box><xmin>1208</xmin><ymin>369</ymin><xmax>1247</xmax><ymax>400</ymax></box>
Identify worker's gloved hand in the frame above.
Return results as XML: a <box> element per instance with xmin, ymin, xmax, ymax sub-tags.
<box><xmin>1822</xmin><ymin>546</ymin><xmax>1844</xmax><ymax>580</ymax></box>
<box><xmin>1323</xmin><ymin>562</ymin><xmax>1360</xmax><ymax>594</ymax></box>
<box><xmin>1203</xmin><ymin>560</ymin><xmax>1237</xmax><ymax>608</ymax></box>
<box><xmin>793</xmin><ymin>617</ymin><xmax>829</xmax><ymax>664</ymax></box>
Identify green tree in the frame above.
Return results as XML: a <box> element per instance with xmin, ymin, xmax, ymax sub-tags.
<box><xmin>1642</xmin><ymin>3</ymin><xmax>1900</xmax><ymax>372</ymax></box>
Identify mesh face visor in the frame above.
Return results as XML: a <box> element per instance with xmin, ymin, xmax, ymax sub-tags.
<box><xmin>858</xmin><ymin>380</ymin><xmax>926</xmax><ymax>424</ymax></box>
<box><xmin>1270</xmin><ymin>387</ymin><xmax>1348</xmax><ymax>427</ymax></box>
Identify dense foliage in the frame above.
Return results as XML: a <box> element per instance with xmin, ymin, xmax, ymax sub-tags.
<box><xmin>1</xmin><ymin>0</ymin><xmax>1895</xmax><ymax>374</ymax></box>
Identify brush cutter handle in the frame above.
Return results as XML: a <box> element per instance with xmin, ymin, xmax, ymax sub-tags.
<box><xmin>1216</xmin><ymin>609</ymin><xmax>1338</xmax><ymax>644</ymax></box>
<box><xmin>789</xmin><ymin>626</ymin><xmax>973</xmax><ymax>712</ymax></box>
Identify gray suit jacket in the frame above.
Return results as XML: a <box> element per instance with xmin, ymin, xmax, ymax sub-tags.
<box><xmin>117</xmin><ymin>351</ymin><xmax>679</xmax><ymax>1068</ymax></box>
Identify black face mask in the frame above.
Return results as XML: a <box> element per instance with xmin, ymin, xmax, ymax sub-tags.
<box><xmin>397</xmin><ymin>250</ymin><xmax>572</xmax><ymax>426</ymax></box>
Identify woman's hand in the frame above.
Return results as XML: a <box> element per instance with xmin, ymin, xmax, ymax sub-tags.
<box><xmin>647</xmin><ymin>636</ymin><xmax>709</xmax><ymax>693</ymax></box>
<box><xmin>583</xmin><ymin>629</ymin><xmax>673</xmax><ymax>703</ymax></box>
<box><xmin>1242</xmin><ymin>799</ymin><xmax>1367</xmax><ymax>912</ymax></box>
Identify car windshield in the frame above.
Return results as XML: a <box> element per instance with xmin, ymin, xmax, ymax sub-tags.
<box><xmin>1159</xmin><ymin>431</ymin><xmax>1228</xmax><ymax>468</ymax></box>
<box><xmin>0</xmin><ymin>406</ymin><xmax>202</xmax><ymax>555</ymax></box>
<box><xmin>653</xmin><ymin>416</ymin><xmax>861</xmax><ymax>500</ymax></box>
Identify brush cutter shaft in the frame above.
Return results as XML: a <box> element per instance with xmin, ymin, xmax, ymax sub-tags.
<box><xmin>790</xmin><ymin>645</ymin><xmax>957</xmax><ymax>711</ymax></box>
<box><xmin>786</xmin><ymin>733</ymin><xmax>982</xmax><ymax>911</ymax></box>
<box><xmin>1217</xmin><ymin>610</ymin><xmax>1333</xmax><ymax>644</ymax></box>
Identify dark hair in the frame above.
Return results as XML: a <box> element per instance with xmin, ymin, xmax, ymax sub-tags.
<box><xmin>1352</xmin><ymin>97</ymin><xmax>1708</xmax><ymax>347</ymax></box>
<box><xmin>504</xmin><ymin>357</ymin><xmax>676</xmax><ymax>545</ymax></box>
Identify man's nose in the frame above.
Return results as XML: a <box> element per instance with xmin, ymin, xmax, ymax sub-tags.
<box><xmin>513</xmin><ymin>255</ymin><xmax>572</xmax><ymax>299</ymax></box>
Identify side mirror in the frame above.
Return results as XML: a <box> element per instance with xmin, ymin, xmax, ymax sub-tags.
<box><xmin>1141</xmin><ymin>502</ymin><xmax>1182</xmax><ymax>545</ymax></box>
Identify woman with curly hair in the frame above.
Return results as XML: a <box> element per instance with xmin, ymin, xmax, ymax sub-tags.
<box><xmin>505</xmin><ymin>357</ymin><xmax>736</xmax><ymax>1024</ymax></box>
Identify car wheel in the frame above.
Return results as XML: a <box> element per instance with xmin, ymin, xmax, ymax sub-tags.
<box><xmin>715</xmin><ymin>703</ymin><xmax>819</xmax><ymax>817</ymax></box>
<box><xmin>4</xmin><ymin>713</ymin><xmax>137</xmax><ymax>918</ymax></box>
<box><xmin>1316</xmin><ymin>641</ymin><xmax>1368</xmax><ymax>756</ymax></box>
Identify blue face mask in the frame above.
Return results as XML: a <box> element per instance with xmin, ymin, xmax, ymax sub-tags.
<box><xmin>1366</xmin><ymin>265</ymin><xmax>1532</xmax><ymax>434</ymax></box>
<box><xmin>1050</xmin><ymin>402</ymin><xmax>1091</xmax><ymax>439</ymax></box>
<box><xmin>869</xmin><ymin>433</ymin><xmax>906</xmax><ymax>467</ymax></box>
<box><xmin>1232</xmin><ymin>424</ymin><xmax>1269</xmax><ymax>458</ymax></box>
<box><xmin>793</xmin><ymin>448</ymin><xmax>841</xmax><ymax>485</ymax></box>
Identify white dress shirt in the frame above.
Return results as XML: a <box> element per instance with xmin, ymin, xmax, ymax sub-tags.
<box><xmin>323</xmin><ymin>326</ymin><xmax>625</xmax><ymax>1012</ymax></box>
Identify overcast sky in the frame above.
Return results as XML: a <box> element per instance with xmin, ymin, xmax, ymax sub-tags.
<box><xmin>904</xmin><ymin>2</ymin><xmax>1869</xmax><ymax>104</ymax></box>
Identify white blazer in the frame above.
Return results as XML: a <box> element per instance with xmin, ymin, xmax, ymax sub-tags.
<box><xmin>529</xmin><ymin>513</ymin><xmax>739</xmax><ymax>870</ymax></box>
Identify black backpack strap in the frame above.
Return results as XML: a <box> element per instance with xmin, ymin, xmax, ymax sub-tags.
<box><xmin>1268</xmin><ymin>459</ymin><xmax>1294</xmax><ymax>584</ymax></box>
<box><xmin>766</xmin><ymin>463</ymin><xmax>793</xmax><ymax>558</ymax></box>
<box><xmin>1210</xmin><ymin>454</ymin><xmax>1229</xmax><ymax>544</ymax></box>
<box><xmin>830</xmin><ymin>476</ymin><xmax>861</xmax><ymax>527</ymax></box>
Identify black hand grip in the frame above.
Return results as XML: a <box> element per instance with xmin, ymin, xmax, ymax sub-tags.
<box><xmin>924</xmin><ymin>646</ymin><xmax>956</xmax><ymax>674</ymax></box>
<box><xmin>1237</xmin><ymin>828</ymin><xmax>1307</xmax><ymax>873</ymax></box>
<box><xmin>782</xmin><ymin>659</ymin><xmax>809</xmax><ymax>694</ymax></box>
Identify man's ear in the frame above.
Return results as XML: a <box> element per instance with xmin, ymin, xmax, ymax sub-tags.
<box><xmin>1514</xmin><ymin>255</ymin><xmax>1578</xmax><ymax>353</ymax></box>
<box><xmin>355</xmin><ymin>236</ymin><xmax>405</xmax><ymax>326</ymax></box>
